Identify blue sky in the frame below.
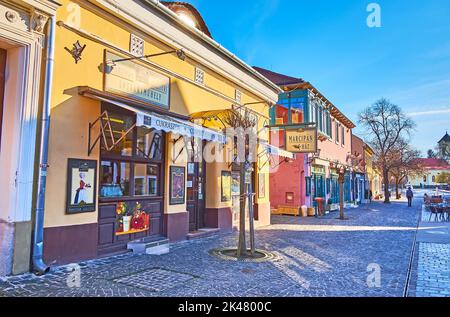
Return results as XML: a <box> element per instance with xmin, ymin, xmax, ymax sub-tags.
<box><xmin>188</xmin><ymin>0</ymin><xmax>450</xmax><ymax>155</ymax></box>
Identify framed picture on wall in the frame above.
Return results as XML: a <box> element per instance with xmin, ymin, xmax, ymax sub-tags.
<box><xmin>258</xmin><ymin>173</ymin><xmax>266</xmax><ymax>199</ymax></box>
<box><xmin>66</xmin><ymin>159</ymin><xmax>97</xmax><ymax>214</ymax></box>
<box><xmin>221</xmin><ymin>171</ymin><xmax>232</xmax><ymax>202</ymax></box>
<box><xmin>169</xmin><ymin>166</ymin><xmax>186</xmax><ymax>205</ymax></box>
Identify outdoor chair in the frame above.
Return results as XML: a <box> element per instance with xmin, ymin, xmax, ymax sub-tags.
<box><xmin>428</xmin><ymin>205</ymin><xmax>440</xmax><ymax>222</ymax></box>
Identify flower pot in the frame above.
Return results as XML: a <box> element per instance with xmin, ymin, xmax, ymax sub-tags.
<box><xmin>307</xmin><ymin>207</ymin><xmax>315</xmax><ymax>217</ymax></box>
<box><xmin>123</xmin><ymin>216</ymin><xmax>132</xmax><ymax>232</ymax></box>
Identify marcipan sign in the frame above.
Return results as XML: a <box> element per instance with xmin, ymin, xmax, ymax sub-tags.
<box><xmin>285</xmin><ymin>127</ymin><xmax>318</xmax><ymax>153</ymax></box>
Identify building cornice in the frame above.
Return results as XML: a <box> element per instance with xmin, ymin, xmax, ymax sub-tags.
<box><xmin>11</xmin><ymin>0</ymin><xmax>60</xmax><ymax>15</ymax></box>
<box><xmin>86</xmin><ymin>0</ymin><xmax>281</xmax><ymax>104</ymax></box>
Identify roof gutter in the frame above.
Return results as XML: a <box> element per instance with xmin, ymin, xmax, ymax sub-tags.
<box><xmin>32</xmin><ymin>15</ymin><xmax>56</xmax><ymax>275</ymax></box>
<box><xmin>144</xmin><ymin>0</ymin><xmax>283</xmax><ymax>95</ymax></box>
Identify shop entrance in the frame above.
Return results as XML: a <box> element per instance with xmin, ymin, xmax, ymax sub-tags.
<box><xmin>187</xmin><ymin>161</ymin><xmax>206</xmax><ymax>232</ymax></box>
<box><xmin>97</xmin><ymin>103</ymin><xmax>165</xmax><ymax>256</ymax></box>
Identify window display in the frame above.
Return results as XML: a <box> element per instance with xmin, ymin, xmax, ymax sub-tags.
<box><xmin>100</xmin><ymin>161</ymin><xmax>130</xmax><ymax>198</ymax></box>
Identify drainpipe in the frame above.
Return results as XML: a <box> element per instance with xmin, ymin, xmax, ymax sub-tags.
<box><xmin>32</xmin><ymin>15</ymin><xmax>56</xmax><ymax>275</ymax></box>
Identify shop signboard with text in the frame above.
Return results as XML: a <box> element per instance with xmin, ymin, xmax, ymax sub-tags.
<box><xmin>104</xmin><ymin>51</ymin><xmax>170</xmax><ymax>108</ymax></box>
<box><xmin>285</xmin><ymin>127</ymin><xmax>318</xmax><ymax>153</ymax></box>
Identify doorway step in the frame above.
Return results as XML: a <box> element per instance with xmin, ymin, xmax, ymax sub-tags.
<box><xmin>187</xmin><ymin>228</ymin><xmax>220</xmax><ymax>240</ymax></box>
<box><xmin>127</xmin><ymin>236</ymin><xmax>169</xmax><ymax>255</ymax></box>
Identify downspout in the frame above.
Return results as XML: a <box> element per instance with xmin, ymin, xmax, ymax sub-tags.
<box><xmin>32</xmin><ymin>15</ymin><xmax>56</xmax><ymax>275</ymax></box>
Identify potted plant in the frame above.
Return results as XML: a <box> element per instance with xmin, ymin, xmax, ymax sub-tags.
<box><xmin>116</xmin><ymin>202</ymin><xmax>132</xmax><ymax>233</ymax></box>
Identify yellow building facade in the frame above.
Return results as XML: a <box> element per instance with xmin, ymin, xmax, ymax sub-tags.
<box><xmin>42</xmin><ymin>0</ymin><xmax>281</xmax><ymax>264</ymax></box>
<box><xmin>364</xmin><ymin>146</ymin><xmax>382</xmax><ymax>198</ymax></box>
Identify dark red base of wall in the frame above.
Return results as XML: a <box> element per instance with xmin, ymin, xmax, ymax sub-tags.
<box><xmin>164</xmin><ymin>212</ymin><xmax>189</xmax><ymax>242</ymax></box>
<box><xmin>44</xmin><ymin>223</ymin><xmax>98</xmax><ymax>265</ymax></box>
<box><xmin>204</xmin><ymin>207</ymin><xmax>232</xmax><ymax>231</ymax></box>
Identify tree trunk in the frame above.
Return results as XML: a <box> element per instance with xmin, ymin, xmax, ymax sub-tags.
<box><xmin>248</xmin><ymin>182</ymin><xmax>255</xmax><ymax>256</ymax></box>
<box><xmin>237</xmin><ymin>163</ymin><xmax>246</xmax><ymax>257</ymax></box>
<box><xmin>395</xmin><ymin>178</ymin><xmax>400</xmax><ymax>200</ymax></box>
<box><xmin>383</xmin><ymin>168</ymin><xmax>390</xmax><ymax>204</ymax></box>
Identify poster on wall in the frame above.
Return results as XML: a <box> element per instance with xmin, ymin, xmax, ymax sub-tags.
<box><xmin>221</xmin><ymin>171</ymin><xmax>232</xmax><ymax>202</ymax></box>
<box><xmin>169</xmin><ymin>166</ymin><xmax>186</xmax><ymax>205</ymax></box>
<box><xmin>66</xmin><ymin>159</ymin><xmax>97</xmax><ymax>214</ymax></box>
<box><xmin>258</xmin><ymin>173</ymin><xmax>266</xmax><ymax>199</ymax></box>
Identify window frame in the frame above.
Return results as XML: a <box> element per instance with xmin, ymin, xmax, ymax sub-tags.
<box><xmin>99</xmin><ymin>103</ymin><xmax>165</xmax><ymax>202</ymax></box>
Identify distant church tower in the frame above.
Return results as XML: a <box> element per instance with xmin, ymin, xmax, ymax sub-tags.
<box><xmin>438</xmin><ymin>132</ymin><xmax>450</xmax><ymax>162</ymax></box>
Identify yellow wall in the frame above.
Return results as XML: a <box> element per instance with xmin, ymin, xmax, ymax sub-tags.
<box><xmin>45</xmin><ymin>0</ymin><xmax>271</xmax><ymax>228</ymax></box>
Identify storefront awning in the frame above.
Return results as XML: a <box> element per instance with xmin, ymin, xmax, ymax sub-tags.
<box><xmin>80</xmin><ymin>88</ymin><xmax>226</xmax><ymax>144</ymax></box>
<box><xmin>262</xmin><ymin>143</ymin><xmax>295</xmax><ymax>160</ymax></box>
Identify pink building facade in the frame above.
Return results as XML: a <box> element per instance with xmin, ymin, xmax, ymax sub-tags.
<box><xmin>255</xmin><ymin>67</ymin><xmax>355</xmax><ymax>212</ymax></box>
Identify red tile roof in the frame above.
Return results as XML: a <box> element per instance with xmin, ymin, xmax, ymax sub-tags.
<box><xmin>416</xmin><ymin>158</ymin><xmax>450</xmax><ymax>170</ymax></box>
<box><xmin>253</xmin><ymin>67</ymin><xmax>305</xmax><ymax>86</ymax></box>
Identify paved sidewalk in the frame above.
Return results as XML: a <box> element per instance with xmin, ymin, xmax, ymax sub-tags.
<box><xmin>406</xmin><ymin>202</ymin><xmax>450</xmax><ymax>297</ymax></box>
<box><xmin>1</xmin><ymin>201</ymin><xmax>421</xmax><ymax>297</ymax></box>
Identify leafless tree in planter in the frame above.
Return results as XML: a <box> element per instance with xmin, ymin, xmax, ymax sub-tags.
<box><xmin>388</xmin><ymin>138</ymin><xmax>423</xmax><ymax>199</ymax></box>
<box><xmin>358</xmin><ymin>98</ymin><xmax>415</xmax><ymax>203</ymax></box>
<box><xmin>222</xmin><ymin>107</ymin><xmax>258</xmax><ymax>257</ymax></box>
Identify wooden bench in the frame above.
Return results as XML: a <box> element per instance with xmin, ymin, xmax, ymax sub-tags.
<box><xmin>272</xmin><ymin>205</ymin><xmax>301</xmax><ymax>217</ymax></box>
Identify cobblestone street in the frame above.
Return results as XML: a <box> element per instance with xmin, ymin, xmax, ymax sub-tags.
<box><xmin>2</xmin><ymin>199</ymin><xmax>436</xmax><ymax>297</ymax></box>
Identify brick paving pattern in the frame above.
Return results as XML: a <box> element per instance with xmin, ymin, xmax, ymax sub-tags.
<box><xmin>1</xmin><ymin>199</ymin><xmax>447</xmax><ymax>297</ymax></box>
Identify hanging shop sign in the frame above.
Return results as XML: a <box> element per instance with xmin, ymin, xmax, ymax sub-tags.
<box><xmin>285</xmin><ymin>127</ymin><xmax>318</xmax><ymax>153</ymax></box>
<box><xmin>104</xmin><ymin>51</ymin><xmax>170</xmax><ymax>108</ymax></box>
<box><xmin>66</xmin><ymin>159</ymin><xmax>97</xmax><ymax>214</ymax></box>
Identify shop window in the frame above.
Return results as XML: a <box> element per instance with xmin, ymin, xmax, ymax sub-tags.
<box><xmin>100</xmin><ymin>103</ymin><xmax>164</xmax><ymax>201</ymax></box>
<box><xmin>305</xmin><ymin>177</ymin><xmax>311</xmax><ymax>197</ymax></box>
<box><xmin>136</xmin><ymin>127</ymin><xmax>163</xmax><ymax>160</ymax></box>
<box><xmin>100</xmin><ymin>161</ymin><xmax>131</xmax><ymax>198</ymax></box>
<box><xmin>134</xmin><ymin>164</ymin><xmax>159</xmax><ymax>197</ymax></box>
<box><xmin>101</xmin><ymin>105</ymin><xmax>134</xmax><ymax>157</ymax></box>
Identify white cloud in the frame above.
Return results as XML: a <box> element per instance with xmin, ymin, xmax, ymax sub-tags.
<box><xmin>408</xmin><ymin>109</ymin><xmax>450</xmax><ymax>117</ymax></box>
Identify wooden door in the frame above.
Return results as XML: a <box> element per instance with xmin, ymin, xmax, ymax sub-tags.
<box><xmin>187</xmin><ymin>162</ymin><xmax>205</xmax><ymax>232</ymax></box>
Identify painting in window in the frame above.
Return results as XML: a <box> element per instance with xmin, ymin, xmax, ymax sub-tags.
<box><xmin>100</xmin><ymin>161</ymin><xmax>130</xmax><ymax>198</ymax></box>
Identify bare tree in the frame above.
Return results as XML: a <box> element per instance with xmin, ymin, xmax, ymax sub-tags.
<box><xmin>389</xmin><ymin>139</ymin><xmax>423</xmax><ymax>199</ymax></box>
<box><xmin>222</xmin><ymin>108</ymin><xmax>258</xmax><ymax>257</ymax></box>
<box><xmin>427</xmin><ymin>149</ymin><xmax>437</xmax><ymax>159</ymax></box>
<box><xmin>358</xmin><ymin>98</ymin><xmax>415</xmax><ymax>203</ymax></box>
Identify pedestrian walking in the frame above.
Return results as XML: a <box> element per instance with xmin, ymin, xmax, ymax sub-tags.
<box><xmin>406</xmin><ymin>187</ymin><xmax>414</xmax><ymax>207</ymax></box>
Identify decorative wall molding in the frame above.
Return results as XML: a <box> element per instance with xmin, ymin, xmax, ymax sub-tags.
<box><xmin>31</xmin><ymin>9</ymin><xmax>48</xmax><ymax>33</ymax></box>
